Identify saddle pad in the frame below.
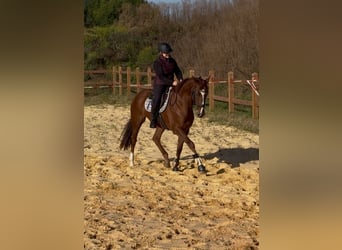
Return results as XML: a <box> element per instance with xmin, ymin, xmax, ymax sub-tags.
<box><xmin>144</xmin><ymin>98</ymin><xmax>167</xmax><ymax>113</ymax></box>
<box><xmin>144</xmin><ymin>98</ymin><xmax>153</xmax><ymax>112</ymax></box>
<box><xmin>144</xmin><ymin>87</ymin><xmax>172</xmax><ymax>113</ymax></box>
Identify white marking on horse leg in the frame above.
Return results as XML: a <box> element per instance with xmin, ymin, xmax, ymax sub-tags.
<box><xmin>195</xmin><ymin>157</ymin><xmax>203</xmax><ymax>166</ymax></box>
<box><xmin>129</xmin><ymin>152</ymin><xmax>134</xmax><ymax>167</ymax></box>
<box><xmin>172</xmin><ymin>157</ymin><xmax>179</xmax><ymax>167</ymax></box>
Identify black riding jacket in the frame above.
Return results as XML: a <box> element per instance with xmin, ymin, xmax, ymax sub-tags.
<box><xmin>153</xmin><ymin>55</ymin><xmax>183</xmax><ymax>86</ymax></box>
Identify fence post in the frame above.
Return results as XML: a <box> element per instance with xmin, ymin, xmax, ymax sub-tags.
<box><xmin>112</xmin><ymin>66</ymin><xmax>116</xmax><ymax>95</ymax></box>
<box><xmin>147</xmin><ymin>67</ymin><xmax>152</xmax><ymax>86</ymax></box>
<box><xmin>127</xmin><ymin>66</ymin><xmax>131</xmax><ymax>96</ymax></box>
<box><xmin>228</xmin><ymin>71</ymin><xmax>234</xmax><ymax>114</ymax></box>
<box><xmin>118</xmin><ymin>66</ymin><xmax>123</xmax><ymax>96</ymax></box>
<box><xmin>135</xmin><ymin>67</ymin><xmax>141</xmax><ymax>92</ymax></box>
<box><xmin>208</xmin><ymin>70</ymin><xmax>215</xmax><ymax>112</ymax></box>
<box><xmin>189</xmin><ymin>69</ymin><xmax>195</xmax><ymax>77</ymax></box>
<box><xmin>252</xmin><ymin>72</ymin><xmax>259</xmax><ymax>119</ymax></box>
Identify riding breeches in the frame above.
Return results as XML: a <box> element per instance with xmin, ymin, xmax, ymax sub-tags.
<box><xmin>151</xmin><ymin>84</ymin><xmax>169</xmax><ymax>117</ymax></box>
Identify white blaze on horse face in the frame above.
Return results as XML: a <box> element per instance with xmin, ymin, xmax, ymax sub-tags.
<box><xmin>199</xmin><ymin>89</ymin><xmax>206</xmax><ymax>116</ymax></box>
<box><xmin>129</xmin><ymin>152</ymin><xmax>134</xmax><ymax>167</ymax></box>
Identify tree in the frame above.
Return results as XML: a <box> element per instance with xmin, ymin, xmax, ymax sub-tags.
<box><xmin>84</xmin><ymin>0</ymin><xmax>147</xmax><ymax>27</ymax></box>
<box><xmin>84</xmin><ymin>0</ymin><xmax>259</xmax><ymax>77</ymax></box>
<box><xmin>136</xmin><ymin>46</ymin><xmax>156</xmax><ymax>69</ymax></box>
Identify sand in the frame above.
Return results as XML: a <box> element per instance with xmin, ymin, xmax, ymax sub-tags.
<box><xmin>84</xmin><ymin>104</ymin><xmax>259</xmax><ymax>249</ymax></box>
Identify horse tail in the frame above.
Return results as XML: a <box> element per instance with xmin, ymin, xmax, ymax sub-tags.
<box><xmin>119</xmin><ymin>119</ymin><xmax>132</xmax><ymax>150</ymax></box>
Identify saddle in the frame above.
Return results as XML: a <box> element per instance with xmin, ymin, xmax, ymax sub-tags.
<box><xmin>144</xmin><ymin>87</ymin><xmax>172</xmax><ymax>113</ymax></box>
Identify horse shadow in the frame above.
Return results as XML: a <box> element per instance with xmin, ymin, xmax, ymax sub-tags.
<box><xmin>204</xmin><ymin>147</ymin><xmax>259</xmax><ymax>168</ymax></box>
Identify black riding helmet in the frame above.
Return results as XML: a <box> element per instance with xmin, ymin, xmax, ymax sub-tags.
<box><xmin>158</xmin><ymin>42</ymin><xmax>173</xmax><ymax>53</ymax></box>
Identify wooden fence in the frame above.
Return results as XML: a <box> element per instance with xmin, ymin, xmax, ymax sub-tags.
<box><xmin>84</xmin><ymin>66</ymin><xmax>259</xmax><ymax>119</ymax></box>
<box><xmin>84</xmin><ymin>66</ymin><xmax>155</xmax><ymax>94</ymax></box>
<box><xmin>208</xmin><ymin>70</ymin><xmax>259</xmax><ymax>119</ymax></box>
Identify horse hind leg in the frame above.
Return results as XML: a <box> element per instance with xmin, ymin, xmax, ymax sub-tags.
<box><xmin>152</xmin><ymin>128</ymin><xmax>170</xmax><ymax>168</ymax></box>
<box><xmin>129</xmin><ymin>115</ymin><xmax>146</xmax><ymax>167</ymax></box>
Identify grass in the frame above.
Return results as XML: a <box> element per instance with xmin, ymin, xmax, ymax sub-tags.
<box><xmin>205</xmin><ymin>101</ymin><xmax>259</xmax><ymax>133</ymax></box>
<box><xmin>84</xmin><ymin>88</ymin><xmax>134</xmax><ymax>106</ymax></box>
<box><xmin>84</xmin><ymin>88</ymin><xmax>259</xmax><ymax>134</ymax></box>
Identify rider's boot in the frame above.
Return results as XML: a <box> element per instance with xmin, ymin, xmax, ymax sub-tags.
<box><xmin>150</xmin><ymin>112</ymin><xmax>158</xmax><ymax>128</ymax></box>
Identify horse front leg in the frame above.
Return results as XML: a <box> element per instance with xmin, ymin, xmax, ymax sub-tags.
<box><xmin>173</xmin><ymin>136</ymin><xmax>185</xmax><ymax>171</ymax></box>
<box><xmin>193</xmin><ymin>153</ymin><xmax>206</xmax><ymax>173</ymax></box>
<box><xmin>175</xmin><ymin>128</ymin><xmax>206</xmax><ymax>173</ymax></box>
<box><xmin>152</xmin><ymin>128</ymin><xmax>170</xmax><ymax>168</ymax></box>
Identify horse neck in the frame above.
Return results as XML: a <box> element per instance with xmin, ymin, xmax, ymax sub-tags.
<box><xmin>177</xmin><ymin>80</ymin><xmax>196</xmax><ymax>102</ymax></box>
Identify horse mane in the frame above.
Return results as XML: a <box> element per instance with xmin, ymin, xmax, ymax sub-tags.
<box><xmin>175</xmin><ymin>77</ymin><xmax>201</xmax><ymax>93</ymax></box>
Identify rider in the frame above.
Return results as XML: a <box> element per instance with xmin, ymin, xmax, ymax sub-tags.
<box><xmin>150</xmin><ymin>42</ymin><xmax>183</xmax><ymax>128</ymax></box>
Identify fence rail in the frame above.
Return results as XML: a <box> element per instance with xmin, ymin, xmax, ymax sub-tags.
<box><xmin>208</xmin><ymin>70</ymin><xmax>259</xmax><ymax>119</ymax></box>
<box><xmin>84</xmin><ymin>66</ymin><xmax>259</xmax><ymax>119</ymax></box>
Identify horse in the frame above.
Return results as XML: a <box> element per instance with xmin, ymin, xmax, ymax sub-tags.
<box><xmin>119</xmin><ymin>77</ymin><xmax>209</xmax><ymax>173</ymax></box>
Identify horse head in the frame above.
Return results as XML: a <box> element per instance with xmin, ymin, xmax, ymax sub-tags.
<box><xmin>193</xmin><ymin>77</ymin><xmax>209</xmax><ymax>118</ymax></box>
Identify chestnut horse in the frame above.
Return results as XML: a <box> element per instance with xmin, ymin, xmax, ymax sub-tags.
<box><xmin>119</xmin><ymin>77</ymin><xmax>208</xmax><ymax>173</ymax></box>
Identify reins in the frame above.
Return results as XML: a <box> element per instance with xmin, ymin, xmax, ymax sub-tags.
<box><xmin>169</xmin><ymin>86</ymin><xmax>178</xmax><ymax>106</ymax></box>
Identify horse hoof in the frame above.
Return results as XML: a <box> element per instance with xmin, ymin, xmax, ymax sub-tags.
<box><xmin>172</xmin><ymin>166</ymin><xmax>179</xmax><ymax>171</ymax></box>
<box><xmin>198</xmin><ymin>165</ymin><xmax>206</xmax><ymax>173</ymax></box>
